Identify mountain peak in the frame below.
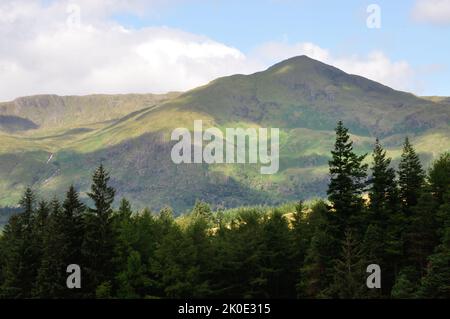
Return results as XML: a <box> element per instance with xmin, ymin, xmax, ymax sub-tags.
<box><xmin>269</xmin><ymin>55</ymin><xmax>335</xmax><ymax>70</ymax></box>
<box><xmin>266</xmin><ymin>55</ymin><xmax>348</xmax><ymax>80</ymax></box>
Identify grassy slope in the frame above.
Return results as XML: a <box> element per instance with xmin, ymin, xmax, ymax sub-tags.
<box><xmin>0</xmin><ymin>56</ymin><xmax>449</xmax><ymax>213</ymax></box>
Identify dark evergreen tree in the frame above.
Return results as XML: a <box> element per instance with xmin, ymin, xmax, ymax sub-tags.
<box><xmin>418</xmin><ymin>228</ymin><xmax>450</xmax><ymax>298</ymax></box>
<box><xmin>330</xmin><ymin>230</ymin><xmax>366</xmax><ymax>299</ymax></box>
<box><xmin>116</xmin><ymin>250</ymin><xmax>151</xmax><ymax>299</ymax></box>
<box><xmin>429</xmin><ymin>153</ymin><xmax>450</xmax><ymax>236</ymax></box>
<box><xmin>398</xmin><ymin>137</ymin><xmax>425</xmax><ymax>213</ymax></box>
<box><xmin>327</xmin><ymin>121</ymin><xmax>368</xmax><ymax>234</ymax></box>
<box><xmin>0</xmin><ymin>188</ymin><xmax>38</xmax><ymax>298</ymax></box>
<box><xmin>258</xmin><ymin>210</ymin><xmax>295</xmax><ymax>298</ymax></box>
<box><xmin>62</xmin><ymin>185</ymin><xmax>85</xmax><ymax>265</ymax></box>
<box><xmin>209</xmin><ymin>208</ymin><xmax>265</xmax><ymax>298</ymax></box>
<box><xmin>291</xmin><ymin>201</ymin><xmax>312</xmax><ymax>281</ymax></box>
<box><xmin>82</xmin><ymin>164</ymin><xmax>117</xmax><ymax>297</ymax></box>
<box><xmin>366</xmin><ymin>139</ymin><xmax>402</xmax><ymax>294</ymax></box>
<box><xmin>0</xmin><ymin>214</ymin><xmax>26</xmax><ymax>298</ymax></box>
<box><xmin>428</xmin><ymin>152</ymin><xmax>450</xmax><ymax>206</ymax></box>
<box><xmin>150</xmin><ymin>223</ymin><xmax>200</xmax><ymax>298</ymax></box>
<box><xmin>34</xmin><ymin>198</ymin><xmax>68</xmax><ymax>298</ymax></box>
<box><xmin>298</xmin><ymin>222</ymin><xmax>337</xmax><ymax>298</ymax></box>
<box><xmin>368</xmin><ymin>138</ymin><xmax>398</xmax><ymax>226</ymax></box>
<box><xmin>391</xmin><ymin>266</ymin><xmax>418</xmax><ymax>298</ymax></box>
<box><xmin>192</xmin><ymin>200</ymin><xmax>213</xmax><ymax>222</ymax></box>
<box><xmin>406</xmin><ymin>192</ymin><xmax>440</xmax><ymax>274</ymax></box>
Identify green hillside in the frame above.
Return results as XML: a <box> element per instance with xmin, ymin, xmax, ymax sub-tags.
<box><xmin>0</xmin><ymin>56</ymin><xmax>449</xmax><ymax>213</ymax></box>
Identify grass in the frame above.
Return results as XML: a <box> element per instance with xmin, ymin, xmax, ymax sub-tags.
<box><xmin>0</xmin><ymin>56</ymin><xmax>448</xmax><ymax>211</ymax></box>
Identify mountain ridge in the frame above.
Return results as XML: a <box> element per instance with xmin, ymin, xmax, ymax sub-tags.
<box><xmin>0</xmin><ymin>56</ymin><xmax>448</xmax><ymax>212</ymax></box>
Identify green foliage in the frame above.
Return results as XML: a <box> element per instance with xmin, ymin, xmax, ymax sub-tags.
<box><xmin>0</xmin><ymin>57</ymin><xmax>449</xmax><ymax>213</ymax></box>
<box><xmin>82</xmin><ymin>165</ymin><xmax>117</xmax><ymax>297</ymax></box>
<box><xmin>330</xmin><ymin>231</ymin><xmax>366</xmax><ymax>299</ymax></box>
<box><xmin>391</xmin><ymin>267</ymin><xmax>418</xmax><ymax>299</ymax></box>
<box><xmin>0</xmin><ymin>122</ymin><xmax>449</xmax><ymax>299</ymax></box>
<box><xmin>327</xmin><ymin>121</ymin><xmax>368</xmax><ymax>234</ymax></box>
<box><xmin>116</xmin><ymin>251</ymin><xmax>150</xmax><ymax>299</ymax></box>
<box><xmin>398</xmin><ymin>137</ymin><xmax>426</xmax><ymax>213</ymax></box>
<box><xmin>368</xmin><ymin>139</ymin><xmax>399</xmax><ymax>226</ymax></box>
<box><xmin>428</xmin><ymin>153</ymin><xmax>450</xmax><ymax>205</ymax></box>
<box><xmin>418</xmin><ymin>228</ymin><xmax>450</xmax><ymax>298</ymax></box>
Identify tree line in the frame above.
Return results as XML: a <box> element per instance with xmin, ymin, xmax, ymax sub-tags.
<box><xmin>0</xmin><ymin>121</ymin><xmax>449</xmax><ymax>299</ymax></box>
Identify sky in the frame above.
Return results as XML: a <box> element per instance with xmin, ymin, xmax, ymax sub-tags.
<box><xmin>0</xmin><ymin>0</ymin><xmax>449</xmax><ymax>101</ymax></box>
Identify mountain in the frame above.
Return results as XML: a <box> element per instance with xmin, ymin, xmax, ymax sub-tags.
<box><xmin>0</xmin><ymin>55</ymin><xmax>449</xmax><ymax>213</ymax></box>
<box><xmin>0</xmin><ymin>92</ymin><xmax>180</xmax><ymax>131</ymax></box>
<box><xmin>422</xmin><ymin>96</ymin><xmax>450</xmax><ymax>106</ymax></box>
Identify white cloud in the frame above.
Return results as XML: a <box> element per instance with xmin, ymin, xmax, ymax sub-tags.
<box><xmin>252</xmin><ymin>42</ymin><xmax>417</xmax><ymax>92</ymax></box>
<box><xmin>0</xmin><ymin>0</ymin><xmax>420</xmax><ymax>101</ymax></box>
<box><xmin>0</xmin><ymin>0</ymin><xmax>262</xmax><ymax>101</ymax></box>
<box><xmin>412</xmin><ymin>0</ymin><xmax>450</xmax><ymax>25</ymax></box>
<box><xmin>253</xmin><ymin>42</ymin><xmax>330</xmax><ymax>63</ymax></box>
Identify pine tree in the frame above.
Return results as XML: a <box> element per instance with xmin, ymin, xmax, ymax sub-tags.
<box><xmin>116</xmin><ymin>198</ymin><xmax>133</xmax><ymax>221</ymax></box>
<box><xmin>327</xmin><ymin>121</ymin><xmax>368</xmax><ymax>234</ymax></box>
<box><xmin>34</xmin><ymin>198</ymin><xmax>68</xmax><ymax>298</ymax></box>
<box><xmin>391</xmin><ymin>267</ymin><xmax>418</xmax><ymax>298</ymax></box>
<box><xmin>437</xmin><ymin>191</ymin><xmax>450</xmax><ymax>236</ymax></box>
<box><xmin>291</xmin><ymin>201</ymin><xmax>312</xmax><ymax>276</ymax></box>
<box><xmin>19</xmin><ymin>187</ymin><xmax>35</xmax><ymax>229</ymax></box>
<box><xmin>1</xmin><ymin>188</ymin><xmax>39</xmax><ymax>298</ymax></box>
<box><xmin>62</xmin><ymin>185</ymin><xmax>85</xmax><ymax>265</ymax></box>
<box><xmin>330</xmin><ymin>230</ymin><xmax>366</xmax><ymax>299</ymax></box>
<box><xmin>429</xmin><ymin>153</ymin><xmax>450</xmax><ymax>236</ymax></box>
<box><xmin>298</xmin><ymin>223</ymin><xmax>337</xmax><ymax>298</ymax></box>
<box><xmin>0</xmin><ymin>215</ymin><xmax>25</xmax><ymax>298</ymax></box>
<box><xmin>35</xmin><ymin>188</ymin><xmax>86</xmax><ymax>298</ymax></box>
<box><xmin>367</xmin><ymin>139</ymin><xmax>402</xmax><ymax>294</ymax></box>
<box><xmin>428</xmin><ymin>152</ymin><xmax>450</xmax><ymax>206</ymax></box>
<box><xmin>398</xmin><ymin>137</ymin><xmax>425</xmax><ymax>213</ymax></box>
<box><xmin>258</xmin><ymin>210</ymin><xmax>295</xmax><ymax>298</ymax></box>
<box><xmin>113</xmin><ymin>198</ymin><xmax>135</xmax><ymax>278</ymax></box>
<box><xmin>116</xmin><ymin>250</ymin><xmax>151</xmax><ymax>298</ymax></box>
<box><xmin>150</xmin><ymin>223</ymin><xmax>199</xmax><ymax>298</ymax></box>
<box><xmin>368</xmin><ymin>138</ymin><xmax>398</xmax><ymax>227</ymax></box>
<box><xmin>406</xmin><ymin>192</ymin><xmax>440</xmax><ymax>274</ymax></box>
<box><xmin>418</xmin><ymin>228</ymin><xmax>450</xmax><ymax>298</ymax></box>
<box><xmin>82</xmin><ymin>164</ymin><xmax>117</xmax><ymax>297</ymax></box>
<box><xmin>192</xmin><ymin>200</ymin><xmax>213</xmax><ymax>222</ymax></box>
<box><xmin>362</xmin><ymin>224</ymin><xmax>384</xmax><ymax>266</ymax></box>
<box><xmin>209</xmin><ymin>208</ymin><xmax>265</xmax><ymax>298</ymax></box>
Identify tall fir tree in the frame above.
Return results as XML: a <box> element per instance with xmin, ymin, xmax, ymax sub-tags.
<box><xmin>406</xmin><ymin>192</ymin><xmax>440</xmax><ymax>274</ymax></box>
<box><xmin>330</xmin><ymin>230</ymin><xmax>366</xmax><ymax>299</ymax></box>
<box><xmin>418</xmin><ymin>228</ymin><xmax>450</xmax><ymax>298</ymax></box>
<box><xmin>258</xmin><ymin>210</ymin><xmax>296</xmax><ymax>298</ymax></box>
<box><xmin>428</xmin><ymin>153</ymin><xmax>450</xmax><ymax>237</ymax></box>
<box><xmin>368</xmin><ymin>138</ymin><xmax>399</xmax><ymax>226</ymax></box>
<box><xmin>367</xmin><ymin>139</ymin><xmax>402</xmax><ymax>293</ymax></box>
<box><xmin>34</xmin><ymin>198</ymin><xmax>68</xmax><ymax>298</ymax></box>
<box><xmin>398</xmin><ymin>137</ymin><xmax>425</xmax><ymax>213</ymax></box>
<box><xmin>428</xmin><ymin>152</ymin><xmax>450</xmax><ymax>206</ymax></box>
<box><xmin>82</xmin><ymin>164</ymin><xmax>117</xmax><ymax>297</ymax></box>
<box><xmin>62</xmin><ymin>185</ymin><xmax>85</xmax><ymax>265</ymax></box>
<box><xmin>327</xmin><ymin>121</ymin><xmax>368</xmax><ymax>235</ymax></box>
<box><xmin>0</xmin><ymin>188</ymin><xmax>37</xmax><ymax>298</ymax></box>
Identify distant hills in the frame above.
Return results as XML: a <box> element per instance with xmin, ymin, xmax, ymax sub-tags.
<box><xmin>0</xmin><ymin>55</ymin><xmax>449</xmax><ymax>213</ymax></box>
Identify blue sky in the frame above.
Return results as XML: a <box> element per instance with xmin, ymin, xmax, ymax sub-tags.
<box><xmin>116</xmin><ymin>0</ymin><xmax>450</xmax><ymax>95</ymax></box>
<box><xmin>0</xmin><ymin>0</ymin><xmax>449</xmax><ymax>100</ymax></box>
